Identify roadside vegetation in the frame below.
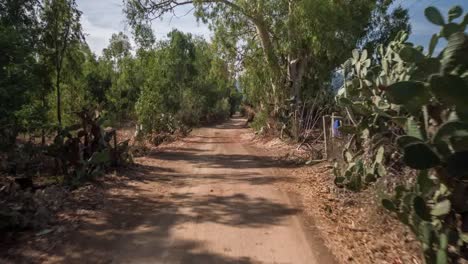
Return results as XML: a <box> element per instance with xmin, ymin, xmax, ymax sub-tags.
<box><xmin>1</xmin><ymin>0</ymin><xmax>237</xmax><ymax>231</ymax></box>
<box><xmin>1</xmin><ymin>0</ymin><xmax>467</xmax><ymax>262</ymax></box>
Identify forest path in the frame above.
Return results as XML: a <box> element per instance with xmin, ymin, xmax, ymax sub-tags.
<box><xmin>51</xmin><ymin>117</ymin><xmax>336</xmax><ymax>264</ymax></box>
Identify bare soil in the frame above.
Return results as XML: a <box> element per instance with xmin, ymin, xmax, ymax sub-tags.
<box><xmin>243</xmin><ymin>128</ymin><xmax>423</xmax><ymax>264</ymax></box>
<box><xmin>1</xmin><ymin>117</ymin><xmax>422</xmax><ymax>264</ymax></box>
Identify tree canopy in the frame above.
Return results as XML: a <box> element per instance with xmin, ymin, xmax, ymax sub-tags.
<box><xmin>125</xmin><ymin>0</ymin><xmax>409</xmax><ymax>116</ymax></box>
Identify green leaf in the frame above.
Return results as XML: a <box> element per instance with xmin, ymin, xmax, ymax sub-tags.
<box><xmin>352</xmin><ymin>49</ymin><xmax>360</xmax><ymax>60</ymax></box>
<box><xmin>419</xmin><ymin>222</ymin><xmax>433</xmax><ymax>246</ymax></box>
<box><xmin>447</xmin><ymin>151</ymin><xmax>468</xmax><ymax>179</ymax></box>
<box><xmin>403</xmin><ymin>143</ymin><xmax>441</xmax><ymax>170</ymax></box>
<box><xmin>360</xmin><ymin>49</ymin><xmax>368</xmax><ymax>61</ymax></box>
<box><xmin>453</xmin><ymin>137</ymin><xmax>468</xmax><ymax>154</ymax></box>
<box><xmin>382</xmin><ymin>199</ymin><xmax>397</xmax><ymax>212</ymax></box>
<box><xmin>350</xmin><ymin>102</ymin><xmax>372</xmax><ymax>115</ymax></box>
<box><xmin>425</xmin><ymin>7</ymin><xmax>445</xmax><ymax>26</ymax></box>
<box><xmin>375</xmin><ymin>146</ymin><xmax>385</xmax><ymax>164</ymax></box>
<box><xmin>429</xmin><ymin>34</ymin><xmax>439</xmax><ymax>56</ymax></box>
<box><xmin>338</xmin><ymin>97</ymin><xmax>353</xmax><ymax>106</ymax></box>
<box><xmin>400</xmin><ymin>32</ymin><xmax>409</xmax><ymax>42</ymax></box>
<box><xmin>439</xmin><ymin>232</ymin><xmax>448</xmax><ymax>249</ymax></box>
<box><xmin>399</xmin><ymin>46</ymin><xmax>425</xmax><ymax>63</ymax></box>
<box><xmin>413</xmin><ymin>58</ymin><xmax>440</xmax><ymax>80</ymax></box>
<box><xmin>403</xmin><ymin>193</ymin><xmax>415</xmax><ymax>209</ymax></box>
<box><xmin>417</xmin><ymin>170</ymin><xmax>435</xmax><ymax>197</ymax></box>
<box><xmin>88</xmin><ymin>149</ymin><xmax>111</xmax><ymax>165</ymax></box>
<box><xmin>448</xmin><ymin>6</ymin><xmax>463</xmax><ymax>22</ymax></box>
<box><xmin>365</xmin><ymin>174</ymin><xmax>376</xmax><ymax>183</ymax></box>
<box><xmin>386</xmin><ymin>81</ymin><xmax>430</xmax><ymax>111</ymax></box>
<box><xmin>406</xmin><ymin>117</ymin><xmax>424</xmax><ymax>140</ymax></box>
<box><xmin>463</xmin><ymin>14</ymin><xmax>468</xmax><ymax>28</ymax></box>
<box><xmin>413</xmin><ymin>196</ymin><xmax>431</xmax><ymax>221</ymax></box>
<box><xmin>397</xmin><ymin>135</ymin><xmax>423</xmax><ymax>149</ymax></box>
<box><xmin>395</xmin><ymin>185</ymin><xmax>407</xmax><ymax>199</ymax></box>
<box><xmin>382</xmin><ymin>59</ymin><xmax>389</xmax><ymax>74</ymax></box>
<box><xmin>344</xmin><ymin>150</ymin><xmax>354</xmax><ymax>163</ymax></box>
<box><xmin>436</xmin><ymin>249</ymin><xmax>448</xmax><ymax>264</ymax></box>
<box><xmin>461</xmin><ymin>233</ymin><xmax>468</xmax><ymax>243</ymax></box>
<box><xmin>431</xmin><ymin>200</ymin><xmax>451</xmax><ymax>216</ymax></box>
<box><xmin>441</xmin><ymin>32</ymin><xmax>468</xmax><ymax>74</ymax></box>
<box><xmin>334</xmin><ymin>176</ymin><xmax>346</xmax><ymax>185</ymax></box>
<box><xmin>363</xmin><ymin>59</ymin><xmax>371</xmax><ymax>68</ymax></box>
<box><xmin>433</xmin><ymin>121</ymin><xmax>468</xmax><ymax>144</ymax></box>
<box><xmin>441</xmin><ymin>23</ymin><xmax>462</xmax><ymax>39</ymax></box>
<box><xmin>429</xmin><ymin>74</ymin><xmax>468</xmax><ymax>110</ymax></box>
<box><xmin>398</xmin><ymin>212</ymin><xmax>410</xmax><ymax>225</ymax></box>
<box><xmin>434</xmin><ymin>121</ymin><xmax>468</xmax><ymax>156</ymax></box>
<box><xmin>376</xmin><ymin>163</ymin><xmax>387</xmax><ymax>177</ymax></box>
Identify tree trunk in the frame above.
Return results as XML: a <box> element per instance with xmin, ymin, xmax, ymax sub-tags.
<box><xmin>41</xmin><ymin>92</ymin><xmax>46</xmax><ymax>146</ymax></box>
<box><xmin>253</xmin><ymin>18</ymin><xmax>283</xmax><ymax>109</ymax></box>
<box><xmin>56</xmin><ymin>66</ymin><xmax>62</xmax><ymax>127</ymax></box>
<box><xmin>289</xmin><ymin>57</ymin><xmax>307</xmax><ymax>104</ymax></box>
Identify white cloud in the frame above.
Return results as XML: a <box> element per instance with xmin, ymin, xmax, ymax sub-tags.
<box><xmin>77</xmin><ymin>1</ymin><xmax>211</xmax><ymax>56</ymax></box>
<box><xmin>81</xmin><ymin>15</ymin><xmax>116</xmax><ymax>54</ymax></box>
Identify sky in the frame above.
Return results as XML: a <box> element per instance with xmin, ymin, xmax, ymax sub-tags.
<box><xmin>403</xmin><ymin>0</ymin><xmax>468</xmax><ymax>52</ymax></box>
<box><xmin>78</xmin><ymin>0</ymin><xmax>468</xmax><ymax>56</ymax></box>
<box><xmin>78</xmin><ymin>0</ymin><xmax>211</xmax><ymax>56</ymax></box>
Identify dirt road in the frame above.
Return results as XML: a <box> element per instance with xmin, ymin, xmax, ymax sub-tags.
<box><xmin>51</xmin><ymin>117</ymin><xmax>336</xmax><ymax>264</ymax></box>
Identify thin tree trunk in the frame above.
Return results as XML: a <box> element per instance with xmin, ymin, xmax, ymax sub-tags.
<box><xmin>41</xmin><ymin>92</ymin><xmax>46</xmax><ymax>146</ymax></box>
<box><xmin>253</xmin><ymin>18</ymin><xmax>282</xmax><ymax>109</ymax></box>
<box><xmin>56</xmin><ymin>65</ymin><xmax>61</xmax><ymax>127</ymax></box>
<box><xmin>56</xmin><ymin>19</ymin><xmax>71</xmax><ymax>128</ymax></box>
<box><xmin>290</xmin><ymin>56</ymin><xmax>307</xmax><ymax>103</ymax></box>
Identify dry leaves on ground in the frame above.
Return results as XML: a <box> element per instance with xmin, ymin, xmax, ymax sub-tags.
<box><xmin>246</xmin><ymin>131</ymin><xmax>423</xmax><ymax>264</ymax></box>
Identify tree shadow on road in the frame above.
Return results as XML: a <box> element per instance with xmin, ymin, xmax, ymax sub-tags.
<box><xmin>2</xmin><ymin>117</ymin><xmax>305</xmax><ymax>263</ymax></box>
<box><xmin>7</xmin><ymin>182</ymin><xmax>298</xmax><ymax>263</ymax></box>
<box><xmin>150</xmin><ymin>151</ymin><xmax>301</xmax><ymax>170</ymax></box>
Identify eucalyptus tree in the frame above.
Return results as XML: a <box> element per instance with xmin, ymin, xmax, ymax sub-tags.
<box><xmin>134</xmin><ymin>23</ymin><xmax>156</xmax><ymax>52</ymax></box>
<box><xmin>135</xmin><ymin>30</ymin><xmax>235</xmax><ymax>133</ymax></box>
<box><xmin>124</xmin><ymin>0</ymin><xmax>409</xmax><ymax>115</ymax></box>
<box><xmin>103</xmin><ymin>32</ymin><xmax>133</xmax><ymax>67</ymax></box>
<box><xmin>0</xmin><ymin>0</ymin><xmax>42</xmax><ymax>148</ymax></box>
<box><xmin>40</xmin><ymin>0</ymin><xmax>83</xmax><ymax>127</ymax></box>
<box><xmin>125</xmin><ymin>0</ymin><xmax>287</xmax><ymax>108</ymax></box>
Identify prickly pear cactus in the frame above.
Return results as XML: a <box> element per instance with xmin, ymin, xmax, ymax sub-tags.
<box><xmin>335</xmin><ymin>5</ymin><xmax>468</xmax><ymax>263</ymax></box>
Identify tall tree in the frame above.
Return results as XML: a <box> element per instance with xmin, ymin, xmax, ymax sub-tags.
<box><xmin>124</xmin><ymin>0</ymin><xmax>409</xmax><ymax>113</ymax></box>
<box><xmin>103</xmin><ymin>32</ymin><xmax>132</xmax><ymax>67</ymax></box>
<box><xmin>360</xmin><ymin>1</ymin><xmax>411</xmax><ymax>53</ymax></box>
<box><xmin>136</xmin><ymin>30</ymin><xmax>235</xmax><ymax>132</ymax></box>
<box><xmin>41</xmin><ymin>0</ymin><xmax>83</xmax><ymax>127</ymax></box>
<box><xmin>0</xmin><ymin>0</ymin><xmax>42</xmax><ymax>148</ymax></box>
<box><xmin>134</xmin><ymin>23</ymin><xmax>156</xmax><ymax>52</ymax></box>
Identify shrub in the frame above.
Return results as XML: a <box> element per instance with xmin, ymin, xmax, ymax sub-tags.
<box><xmin>335</xmin><ymin>6</ymin><xmax>468</xmax><ymax>262</ymax></box>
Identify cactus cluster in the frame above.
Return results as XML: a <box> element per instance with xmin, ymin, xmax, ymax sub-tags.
<box><xmin>335</xmin><ymin>5</ymin><xmax>468</xmax><ymax>263</ymax></box>
<box><xmin>47</xmin><ymin>108</ymin><xmax>133</xmax><ymax>185</ymax></box>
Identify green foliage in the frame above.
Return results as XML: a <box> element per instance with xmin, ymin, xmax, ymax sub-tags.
<box><xmin>136</xmin><ymin>30</ymin><xmax>235</xmax><ymax>135</ymax></box>
<box><xmin>125</xmin><ymin>0</ymin><xmax>410</xmax><ymax>131</ymax></box>
<box><xmin>41</xmin><ymin>0</ymin><xmax>84</xmax><ymax>126</ymax></box>
<box><xmin>47</xmin><ymin>108</ymin><xmax>132</xmax><ymax>186</ymax></box>
<box><xmin>335</xmin><ymin>5</ymin><xmax>468</xmax><ymax>263</ymax></box>
<box><xmin>250</xmin><ymin>109</ymin><xmax>270</xmax><ymax>133</ymax></box>
<box><xmin>0</xmin><ymin>0</ymin><xmax>44</xmax><ymax>149</ymax></box>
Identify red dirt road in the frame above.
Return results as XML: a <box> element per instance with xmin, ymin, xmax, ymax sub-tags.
<box><xmin>49</xmin><ymin>117</ymin><xmax>336</xmax><ymax>263</ymax></box>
